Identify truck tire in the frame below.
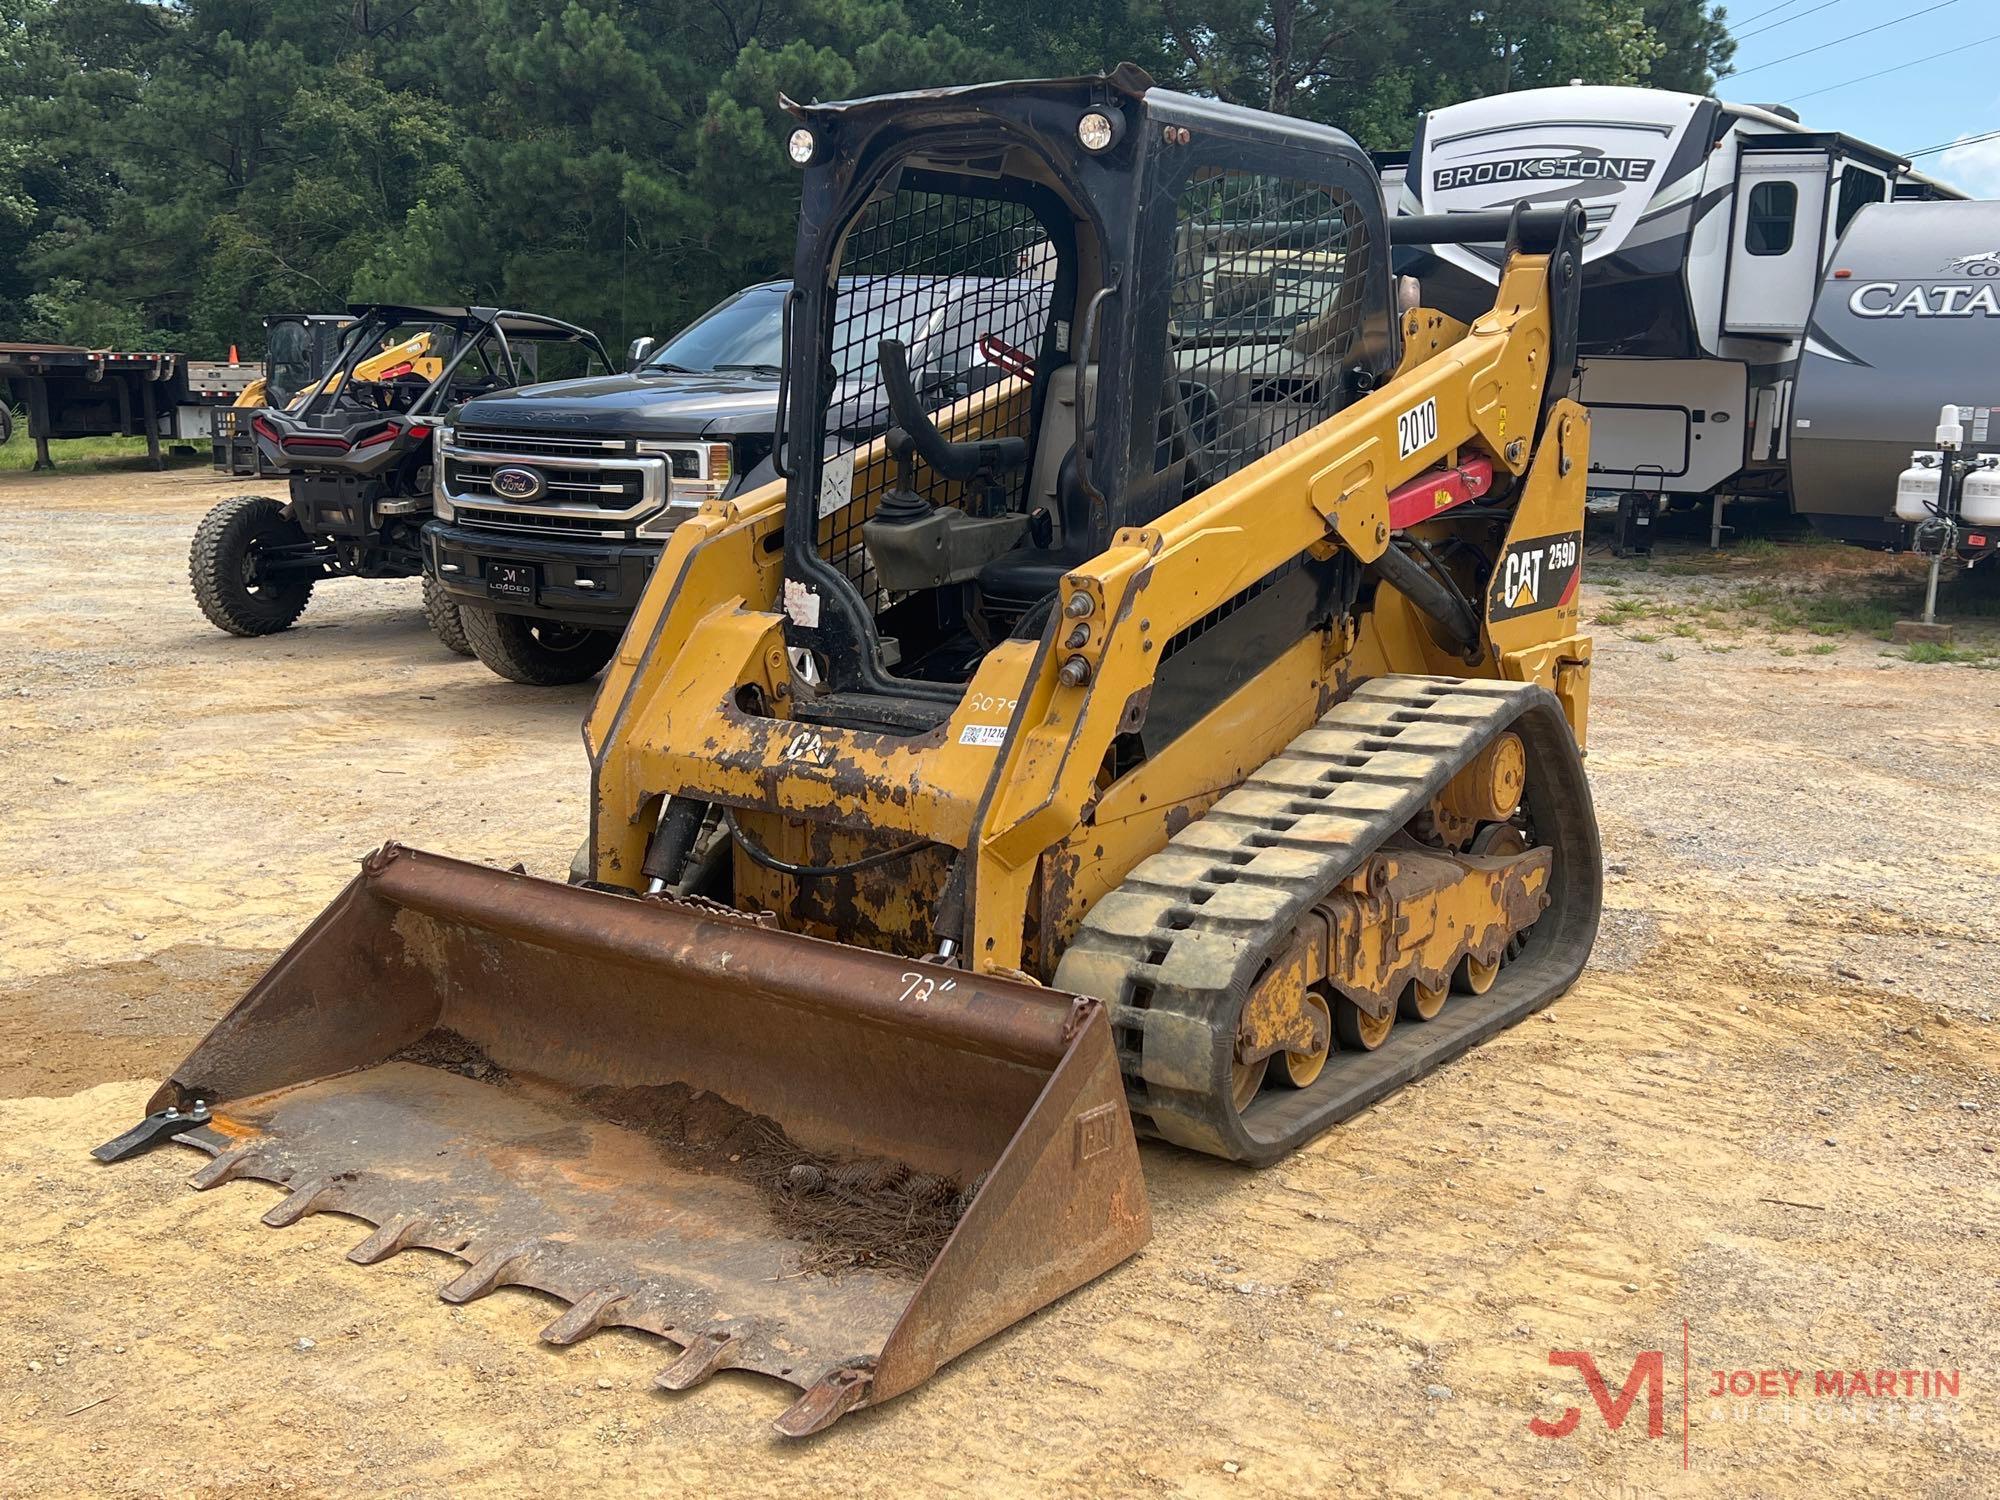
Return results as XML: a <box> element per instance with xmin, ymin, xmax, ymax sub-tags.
<box><xmin>422</xmin><ymin>575</ymin><xmax>475</xmax><ymax>657</ymax></box>
<box><xmin>460</xmin><ymin>606</ymin><xmax>619</xmax><ymax>686</ymax></box>
<box><xmin>0</xmin><ymin>403</ymin><xmax>14</xmax><ymax>447</ymax></box>
<box><xmin>189</xmin><ymin>495</ymin><xmax>315</xmax><ymax>636</ymax></box>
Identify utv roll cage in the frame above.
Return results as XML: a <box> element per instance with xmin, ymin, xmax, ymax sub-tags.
<box><xmin>294</xmin><ymin>304</ymin><xmax>610</xmax><ymax>424</ymax></box>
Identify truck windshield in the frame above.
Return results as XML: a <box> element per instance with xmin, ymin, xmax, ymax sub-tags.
<box><xmin>649</xmin><ymin>286</ymin><xmax>789</xmax><ymax>374</ymax></box>
<box><xmin>647</xmin><ymin>281</ymin><xmax>956</xmax><ymax>381</ymax></box>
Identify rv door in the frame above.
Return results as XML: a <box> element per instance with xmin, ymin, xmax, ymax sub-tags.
<box><xmin>1723</xmin><ymin>148</ymin><xmax>1830</xmax><ymax>337</ymax></box>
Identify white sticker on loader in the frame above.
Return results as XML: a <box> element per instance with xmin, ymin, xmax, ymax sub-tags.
<box><xmin>959</xmin><ymin>723</ymin><xmax>1007</xmax><ymax>747</ymax></box>
<box><xmin>1397</xmin><ymin>396</ymin><xmax>1439</xmax><ymax>460</ymax></box>
<box><xmin>819</xmin><ymin>450</ymin><xmax>855</xmax><ymax>518</ymax></box>
<box><xmin>782</xmin><ymin>578</ymin><xmax>821</xmax><ymax>628</ymax></box>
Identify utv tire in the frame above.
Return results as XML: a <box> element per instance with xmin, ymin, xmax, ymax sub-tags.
<box><xmin>190</xmin><ymin>494</ymin><xmax>315</xmax><ymax>636</ymax></box>
<box><xmin>422</xmin><ymin>575</ymin><xmax>475</xmax><ymax>657</ymax></box>
<box><xmin>461</xmin><ymin>606</ymin><xmax>619</xmax><ymax>685</ymax></box>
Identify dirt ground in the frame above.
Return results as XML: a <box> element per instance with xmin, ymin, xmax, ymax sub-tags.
<box><xmin>2</xmin><ymin>464</ymin><xmax>1995</xmax><ymax>1497</ymax></box>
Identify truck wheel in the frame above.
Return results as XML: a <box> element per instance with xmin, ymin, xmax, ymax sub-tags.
<box><xmin>189</xmin><ymin>495</ymin><xmax>315</xmax><ymax>636</ymax></box>
<box><xmin>0</xmin><ymin>404</ymin><xmax>14</xmax><ymax>447</ymax></box>
<box><xmin>422</xmin><ymin>575</ymin><xmax>475</xmax><ymax>657</ymax></box>
<box><xmin>460</xmin><ymin>606</ymin><xmax>619</xmax><ymax>686</ymax></box>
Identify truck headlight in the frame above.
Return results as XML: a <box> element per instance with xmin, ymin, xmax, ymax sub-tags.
<box><xmin>636</xmin><ymin>440</ymin><xmax>732</xmax><ymax>502</ymax></box>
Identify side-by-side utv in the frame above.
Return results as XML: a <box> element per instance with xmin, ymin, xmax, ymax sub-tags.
<box><xmin>210</xmin><ymin>313</ymin><xmax>354</xmax><ymax>477</ymax></box>
<box><xmin>189</xmin><ymin>304</ymin><xmax>610</xmax><ymax>649</ymax></box>
<box><xmin>107</xmin><ymin>70</ymin><xmax>1600</xmax><ymax>1437</ymax></box>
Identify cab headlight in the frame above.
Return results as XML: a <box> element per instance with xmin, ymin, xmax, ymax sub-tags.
<box><xmin>1077</xmin><ymin>110</ymin><xmax>1121</xmax><ymax>153</ymax></box>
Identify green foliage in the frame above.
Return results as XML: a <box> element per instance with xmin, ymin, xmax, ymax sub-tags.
<box><xmin>0</xmin><ymin>0</ymin><xmax>1734</xmax><ymax>353</ymax></box>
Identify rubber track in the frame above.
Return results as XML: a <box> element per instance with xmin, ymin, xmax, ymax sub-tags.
<box><xmin>1054</xmin><ymin>674</ymin><xmax>1602</xmax><ymax>1164</ymax></box>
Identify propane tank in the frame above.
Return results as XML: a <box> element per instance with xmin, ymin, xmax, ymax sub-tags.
<box><xmin>1961</xmin><ymin>455</ymin><xmax>2000</xmax><ymax>527</ymax></box>
<box><xmin>1895</xmin><ymin>451</ymin><xmax>1945</xmax><ymax>523</ymax></box>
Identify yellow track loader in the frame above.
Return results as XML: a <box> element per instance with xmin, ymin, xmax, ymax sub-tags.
<box><xmin>97</xmin><ymin>67</ymin><xmax>1600</xmax><ymax>1436</ymax></box>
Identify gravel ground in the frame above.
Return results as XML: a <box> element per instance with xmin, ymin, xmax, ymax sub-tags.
<box><xmin>1</xmin><ymin>465</ymin><xmax>1995</xmax><ymax>1497</ymax></box>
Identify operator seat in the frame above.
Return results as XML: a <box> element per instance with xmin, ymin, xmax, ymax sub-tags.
<box><xmin>976</xmin><ymin>362</ymin><xmax>1096</xmax><ymax>619</ymax></box>
<box><xmin>976</xmin><ymin>360</ymin><xmax>1212</xmax><ymax>625</ymax></box>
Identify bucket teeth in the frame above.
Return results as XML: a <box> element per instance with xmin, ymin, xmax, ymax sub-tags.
<box><xmin>345</xmin><ymin>1214</ymin><xmax>433</xmax><ymax>1266</ymax></box>
<box><xmin>656</xmin><ymin>1330</ymin><xmax>740</xmax><ymax>1391</ymax></box>
<box><xmin>539</xmin><ymin>1286</ymin><xmax>630</xmax><ymax>1346</ymax></box>
<box><xmin>260</xmin><ymin>1174</ymin><xmax>344</xmax><ymax>1228</ymax></box>
<box><xmin>774</xmin><ymin>1367</ymin><xmax>875</xmax><ymax>1437</ymax></box>
<box><xmin>187</xmin><ymin>1144</ymin><xmax>262</xmax><ymax>1191</ymax></box>
<box><xmin>438</xmin><ymin>1239</ymin><xmax>539</xmax><ymax>1304</ymax></box>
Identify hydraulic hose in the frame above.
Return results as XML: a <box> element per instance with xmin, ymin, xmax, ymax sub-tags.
<box><xmin>1370</xmin><ymin>541</ymin><xmax>1484</xmax><ymax>662</ymax></box>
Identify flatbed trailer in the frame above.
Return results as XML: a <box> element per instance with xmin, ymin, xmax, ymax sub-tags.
<box><xmin>0</xmin><ymin>343</ymin><xmax>257</xmax><ymax>470</ymax></box>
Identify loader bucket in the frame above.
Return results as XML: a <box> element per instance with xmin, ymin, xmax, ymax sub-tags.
<box><xmin>105</xmin><ymin>844</ymin><xmax>1149</xmax><ymax>1435</ymax></box>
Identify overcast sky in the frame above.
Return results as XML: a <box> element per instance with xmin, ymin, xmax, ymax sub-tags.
<box><xmin>1710</xmin><ymin>0</ymin><xmax>1999</xmax><ymax>194</ymax></box>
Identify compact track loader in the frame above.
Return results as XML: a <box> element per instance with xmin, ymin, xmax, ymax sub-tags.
<box><xmin>99</xmin><ymin>68</ymin><xmax>1601</xmax><ymax>1435</ymax></box>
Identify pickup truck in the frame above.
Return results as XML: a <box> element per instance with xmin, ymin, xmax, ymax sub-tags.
<box><xmin>425</xmin><ymin>275</ymin><xmax>1048</xmax><ymax>684</ymax></box>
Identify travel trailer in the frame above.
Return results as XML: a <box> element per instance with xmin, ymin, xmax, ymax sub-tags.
<box><xmin>1792</xmin><ymin>198</ymin><xmax>2000</xmax><ymax>551</ymax></box>
<box><xmin>1383</xmin><ymin>85</ymin><xmax>1963</xmax><ymax>512</ymax></box>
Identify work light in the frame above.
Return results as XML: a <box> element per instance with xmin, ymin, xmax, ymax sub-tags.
<box><xmin>1077</xmin><ymin>111</ymin><xmax>1117</xmax><ymax>153</ymax></box>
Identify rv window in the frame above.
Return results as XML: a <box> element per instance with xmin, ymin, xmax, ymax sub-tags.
<box><xmin>1746</xmin><ymin>181</ymin><xmax>1797</xmax><ymax>256</ymax></box>
<box><xmin>1834</xmin><ymin>168</ymin><xmax>1886</xmax><ymax>235</ymax></box>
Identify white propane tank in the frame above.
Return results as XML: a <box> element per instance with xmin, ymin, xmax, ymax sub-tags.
<box><xmin>1962</xmin><ymin>456</ymin><xmax>2000</xmax><ymax>526</ymax></box>
<box><xmin>1895</xmin><ymin>451</ymin><xmax>1945</xmax><ymax>523</ymax></box>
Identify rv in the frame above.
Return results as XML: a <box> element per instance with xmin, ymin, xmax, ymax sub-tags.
<box><xmin>1383</xmin><ymin>85</ymin><xmax>1963</xmax><ymax>512</ymax></box>
<box><xmin>1792</xmin><ymin>198</ymin><xmax>2000</xmax><ymax>551</ymax></box>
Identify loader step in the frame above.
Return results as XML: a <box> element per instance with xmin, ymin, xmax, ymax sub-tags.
<box><xmin>1056</xmin><ymin>674</ymin><xmax>1602</xmax><ymax>1163</ymax></box>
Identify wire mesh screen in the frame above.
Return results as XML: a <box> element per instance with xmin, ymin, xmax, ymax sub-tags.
<box><xmin>820</xmin><ymin>185</ymin><xmax>1054</xmax><ymax>617</ymax></box>
<box><xmin>1154</xmin><ymin>170</ymin><xmax>1370</xmax><ymax>508</ymax></box>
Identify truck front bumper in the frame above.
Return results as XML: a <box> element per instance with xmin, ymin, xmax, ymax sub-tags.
<box><xmin>423</xmin><ymin>521</ymin><xmax>661</xmax><ymax>628</ymax></box>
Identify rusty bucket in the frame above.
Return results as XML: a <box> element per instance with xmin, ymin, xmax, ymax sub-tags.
<box><xmin>97</xmin><ymin>844</ymin><xmax>1150</xmax><ymax>1435</ymax></box>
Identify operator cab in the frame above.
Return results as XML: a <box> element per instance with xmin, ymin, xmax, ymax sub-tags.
<box><xmin>775</xmin><ymin>66</ymin><xmax>1395</xmax><ymax>728</ymax></box>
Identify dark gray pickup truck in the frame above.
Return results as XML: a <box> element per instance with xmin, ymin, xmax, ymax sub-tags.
<box><xmin>426</xmin><ymin>276</ymin><xmax>1046</xmax><ymax>683</ymax></box>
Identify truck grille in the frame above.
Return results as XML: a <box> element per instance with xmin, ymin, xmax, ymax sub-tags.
<box><xmin>454</xmin><ymin>506</ymin><xmax>631</xmax><ymax>535</ymax></box>
<box><xmin>440</xmin><ymin>426</ymin><xmax>670</xmax><ymax>535</ymax></box>
<box><xmin>443</xmin><ymin>458</ymin><xmax>645</xmax><ymax>508</ymax></box>
<box><xmin>450</xmin><ymin>428</ymin><xmax>632</xmax><ymax>459</ymax></box>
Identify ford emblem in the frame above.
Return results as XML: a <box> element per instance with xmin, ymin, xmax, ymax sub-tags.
<box><xmin>491</xmin><ymin>465</ymin><xmax>545</xmax><ymax>501</ymax></box>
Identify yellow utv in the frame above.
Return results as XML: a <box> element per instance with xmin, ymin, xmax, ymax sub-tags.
<box><xmin>97</xmin><ymin>67</ymin><xmax>1601</xmax><ymax>1436</ymax></box>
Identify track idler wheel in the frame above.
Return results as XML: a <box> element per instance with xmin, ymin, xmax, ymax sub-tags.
<box><xmin>1333</xmin><ymin>996</ymin><xmax>1393</xmax><ymax>1052</ymax></box>
<box><xmin>1231</xmin><ymin>1054</ymin><xmax>1270</xmax><ymax>1111</ymax></box>
<box><xmin>1400</xmin><ymin>979</ymin><xmax>1448</xmax><ymax>1021</ymax></box>
<box><xmin>1275</xmin><ymin>993</ymin><xmax>1333</xmax><ymax>1088</ymax></box>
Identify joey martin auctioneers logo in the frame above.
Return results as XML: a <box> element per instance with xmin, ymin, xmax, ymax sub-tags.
<box><xmin>1529</xmin><ymin>1323</ymin><xmax>1964</xmax><ymax>1470</ymax></box>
